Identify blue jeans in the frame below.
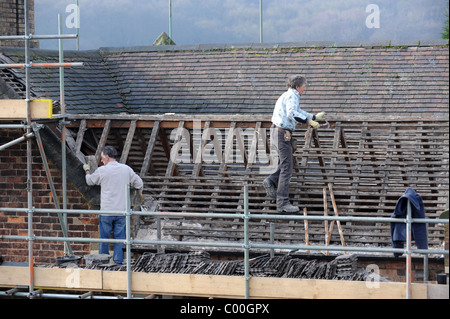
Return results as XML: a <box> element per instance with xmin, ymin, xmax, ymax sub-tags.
<box><xmin>99</xmin><ymin>215</ymin><xmax>126</xmax><ymax>264</ymax></box>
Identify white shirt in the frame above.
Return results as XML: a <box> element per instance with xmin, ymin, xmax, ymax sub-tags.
<box><xmin>271</xmin><ymin>88</ymin><xmax>314</xmax><ymax>131</ymax></box>
<box><xmin>85</xmin><ymin>161</ymin><xmax>143</xmax><ymax>214</ymax></box>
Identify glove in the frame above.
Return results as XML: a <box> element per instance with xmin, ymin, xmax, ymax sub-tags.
<box><xmin>83</xmin><ymin>163</ymin><xmax>90</xmax><ymax>172</ymax></box>
<box><xmin>315</xmin><ymin>112</ymin><xmax>326</xmax><ymax>121</ymax></box>
<box><xmin>308</xmin><ymin>119</ymin><xmax>320</xmax><ymax>129</ymax></box>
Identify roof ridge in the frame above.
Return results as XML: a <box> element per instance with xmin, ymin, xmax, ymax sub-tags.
<box><xmin>2</xmin><ymin>39</ymin><xmax>448</xmax><ymax>57</ymax></box>
<box><xmin>98</xmin><ymin>39</ymin><xmax>449</xmax><ymax>55</ymax></box>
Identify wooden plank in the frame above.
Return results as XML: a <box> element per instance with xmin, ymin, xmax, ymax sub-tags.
<box><xmin>336</xmin><ymin>125</ymin><xmax>353</xmax><ymax>176</ymax></box>
<box><xmin>94</xmin><ymin>119</ymin><xmax>111</xmax><ymax>164</ymax></box>
<box><xmin>159</xmin><ymin>122</ymin><xmax>185</xmax><ymax>212</ymax></box>
<box><xmin>0</xmin><ymin>266</ymin><xmax>29</xmax><ymax>286</ymax></box>
<box><xmin>120</xmin><ymin>120</ymin><xmax>137</xmax><ymax>164</ymax></box>
<box><xmin>0</xmin><ymin>99</ymin><xmax>53</xmax><ymax>119</ymax></box>
<box><xmin>140</xmin><ymin>121</ymin><xmax>160</xmax><ymax>176</ymax></box>
<box><xmin>249</xmin><ymin>277</ymin><xmax>428</xmax><ymax>299</ymax></box>
<box><xmin>378</xmin><ymin>124</ymin><xmax>396</xmax><ymax>215</ymax></box>
<box><xmin>34</xmin><ymin>267</ymin><xmax>103</xmax><ymax>290</ymax></box>
<box><xmin>104</xmin><ymin>272</ymin><xmax>245</xmax><ymax>298</ymax></box>
<box><xmin>311</xmin><ymin>129</ymin><xmax>327</xmax><ymax>176</ymax></box>
<box><xmin>246</xmin><ymin>122</ymin><xmax>261</xmax><ymax>169</ymax></box>
<box><xmin>299</xmin><ymin>127</ymin><xmax>314</xmax><ymax>189</ymax></box>
<box><xmin>74</xmin><ymin>119</ymin><xmax>87</xmax><ymax>155</ymax></box>
<box><xmin>303</xmin><ymin>208</ymin><xmax>310</xmax><ymax>253</ymax></box>
<box><xmin>323</xmin><ymin>187</ymin><xmax>329</xmax><ymax>254</ymax></box>
<box><xmin>165</xmin><ymin>121</ymin><xmax>185</xmax><ymax>177</ymax></box>
<box><xmin>192</xmin><ymin>121</ymin><xmax>211</xmax><ymax>177</ymax></box>
<box><xmin>0</xmin><ymin>266</ymin><xmax>430</xmax><ymax>299</ymax></box>
<box><xmin>234</xmin><ymin>127</ymin><xmax>248</xmax><ymax>166</ymax></box>
<box><xmin>328</xmin><ymin>183</ymin><xmax>346</xmax><ymax>251</ymax></box>
<box><xmin>209</xmin><ymin>122</ymin><xmax>237</xmax><ymax>214</ymax></box>
<box><xmin>0</xmin><ymin>266</ymin><xmax>102</xmax><ymax>291</ymax></box>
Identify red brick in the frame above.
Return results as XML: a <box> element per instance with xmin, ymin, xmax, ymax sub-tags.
<box><xmin>7</xmin><ymin>216</ymin><xmax>25</xmax><ymax>223</ymax></box>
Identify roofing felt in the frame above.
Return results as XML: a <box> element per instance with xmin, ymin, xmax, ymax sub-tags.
<box><xmin>1</xmin><ymin>40</ymin><xmax>449</xmax><ymax>117</ymax></box>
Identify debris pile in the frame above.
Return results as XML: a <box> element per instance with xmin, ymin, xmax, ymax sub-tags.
<box><xmin>281</xmin><ymin>259</ymin><xmax>333</xmax><ymax>279</ymax></box>
<box><xmin>334</xmin><ymin>253</ymin><xmax>358</xmax><ymax>280</ymax></box>
<box><xmin>132</xmin><ymin>250</ymin><xmax>211</xmax><ymax>274</ymax></box>
<box><xmin>129</xmin><ymin>251</ymin><xmax>380</xmax><ymax>282</ymax></box>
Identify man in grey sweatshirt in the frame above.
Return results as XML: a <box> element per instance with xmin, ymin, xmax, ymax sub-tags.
<box><xmin>85</xmin><ymin>146</ymin><xmax>143</xmax><ymax>264</ymax></box>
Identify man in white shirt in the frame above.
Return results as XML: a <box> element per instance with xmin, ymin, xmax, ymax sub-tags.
<box><xmin>264</xmin><ymin>75</ymin><xmax>326</xmax><ymax>213</ymax></box>
<box><xmin>84</xmin><ymin>146</ymin><xmax>143</xmax><ymax>264</ymax></box>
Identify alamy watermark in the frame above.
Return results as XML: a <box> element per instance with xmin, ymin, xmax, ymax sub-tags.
<box><xmin>169</xmin><ymin>121</ymin><xmax>279</xmax><ymax>175</ymax></box>
<box><xmin>365</xmin><ymin>264</ymin><xmax>381</xmax><ymax>288</ymax></box>
<box><xmin>65</xmin><ymin>268</ymin><xmax>81</xmax><ymax>288</ymax></box>
<box><xmin>366</xmin><ymin>4</ymin><xmax>380</xmax><ymax>29</ymax></box>
<box><xmin>65</xmin><ymin>4</ymin><xmax>80</xmax><ymax>29</ymax></box>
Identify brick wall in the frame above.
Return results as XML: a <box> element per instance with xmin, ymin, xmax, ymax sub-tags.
<box><xmin>0</xmin><ymin>0</ymin><xmax>39</xmax><ymax>48</ymax></box>
<box><xmin>0</xmin><ymin>129</ymin><xmax>97</xmax><ymax>264</ymax></box>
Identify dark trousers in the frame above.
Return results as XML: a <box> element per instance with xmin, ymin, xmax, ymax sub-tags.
<box><xmin>267</xmin><ymin>129</ymin><xmax>294</xmax><ymax>207</ymax></box>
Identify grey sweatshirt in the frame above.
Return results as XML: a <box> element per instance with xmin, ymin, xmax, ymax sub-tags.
<box><xmin>86</xmin><ymin>161</ymin><xmax>143</xmax><ymax>215</ymax></box>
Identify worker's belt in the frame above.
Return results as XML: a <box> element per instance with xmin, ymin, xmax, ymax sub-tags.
<box><xmin>271</xmin><ymin>124</ymin><xmax>292</xmax><ymax>134</ymax></box>
<box><xmin>272</xmin><ymin>124</ymin><xmax>295</xmax><ymax>151</ymax></box>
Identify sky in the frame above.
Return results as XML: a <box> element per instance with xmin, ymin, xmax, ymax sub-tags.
<box><xmin>34</xmin><ymin>0</ymin><xmax>449</xmax><ymax>50</ymax></box>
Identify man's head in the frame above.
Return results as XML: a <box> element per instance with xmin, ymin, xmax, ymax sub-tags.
<box><xmin>101</xmin><ymin>146</ymin><xmax>118</xmax><ymax>165</ymax></box>
<box><xmin>287</xmin><ymin>75</ymin><xmax>307</xmax><ymax>95</ymax></box>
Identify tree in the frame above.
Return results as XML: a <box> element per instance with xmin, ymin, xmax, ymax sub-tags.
<box><xmin>443</xmin><ymin>5</ymin><xmax>449</xmax><ymax>39</ymax></box>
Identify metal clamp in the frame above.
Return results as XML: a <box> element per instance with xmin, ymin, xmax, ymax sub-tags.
<box><xmin>31</xmin><ymin>123</ymin><xmax>44</xmax><ymax>132</ymax></box>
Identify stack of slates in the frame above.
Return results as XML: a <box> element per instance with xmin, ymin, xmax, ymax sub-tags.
<box><xmin>334</xmin><ymin>254</ymin><xmax>358</xmax><ymax>279</ymax></box>
<box><xmin>132</xmin><ymin>251</ymin><xmax>210</xmax><ymax>273</ymax></box>
<box><xmin>126</xmin><ymin>251</ymin><xmax>379</xmax><ymax>281</ymax></box>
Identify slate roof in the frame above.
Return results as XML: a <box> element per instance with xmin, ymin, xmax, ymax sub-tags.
<box><xmin>1</xmin><ymin>40</ymin><xmax>449</xmax><ymax>117</ymax></box>
<box><xmin>0</xmin><ymin>48</ymin><xmax>124</xmax><ymax>114</ymax></box>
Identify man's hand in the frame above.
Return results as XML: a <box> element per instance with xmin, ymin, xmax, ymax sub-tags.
<box><xmin>315</xmin><ymin>112</ymin><xmax>326</xmax><ymax>121</ymax></box>
<box><xmin>83</xmin><ymin>163</ymin><xmax>90</xmax><ymax>173</ymax></box>
<box><xmin>308</xmin><ymin>119</ymin><xmax>320</xmax><ymax>129</ymax></box>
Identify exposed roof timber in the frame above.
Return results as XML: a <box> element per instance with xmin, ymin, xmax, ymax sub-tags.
<box><xmin>60</xmin><ymin>116</ymin><xmax>448</xmax><ymax>250</ymax></box>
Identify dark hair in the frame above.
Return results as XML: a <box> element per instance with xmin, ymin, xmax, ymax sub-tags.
<box><xmin>102</xmin><ymin>146</ymin><xmax>118</xmax><ymax>159</ymax></box>
<box><xmin>287</xmin><ymin>75</ymin><xmax>307</xmax><ymax>89</ymax></box>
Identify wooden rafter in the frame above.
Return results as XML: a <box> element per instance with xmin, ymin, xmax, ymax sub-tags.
<box><xmin>119</xmin><ymin>120</ymin><xmax>137</xmax><ymax>164</ymax></box>
<box><xmin>140</xmin><ymin>120</ymin><xmax>160</xmax><ymax>177</ymax></box>
<box><xmin>68</xmin><ymin>116</ymin><xmax>448</xmax><ymax>249</ymax></box>
<box><xmin>94</xmin><ymin>119</ymin><xmax>111</xmax><ymax>164</ymax></box>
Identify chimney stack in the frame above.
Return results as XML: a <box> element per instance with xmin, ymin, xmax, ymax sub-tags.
<box><xmin>0</xmin><ymin>0</ymin><xmax>39</xmax><ymax>48</ymax></box>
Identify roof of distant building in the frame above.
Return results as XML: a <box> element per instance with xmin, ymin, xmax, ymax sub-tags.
<box><xmin>1</xmin><ymin>40</ymin><xmax>448</xmax><ymax>118</ymax></box>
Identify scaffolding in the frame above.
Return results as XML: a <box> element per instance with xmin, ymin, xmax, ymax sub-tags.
<box><xmin>0</xmin><ymin>1</ymin><xmax>449</xmax><ymax>300</ymax></box>
<box><xmin>0</xmin><ymin>186</ymin><xmax>448</xmax><ymax>299</ymax></box>
<box><xmin>0</xmin><ymin>0</ymin><xmax>82</xmax><ymax>293</ymax></box>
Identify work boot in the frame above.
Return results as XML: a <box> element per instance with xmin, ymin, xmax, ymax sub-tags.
<box><xmin>277</xmin><ymin>203</ymin><xmax>300</xmax><ymax>213</ymax></box>
<box><xmin>263</xmin><ymin>178</ymin><xmax>276</xmax><ymax>200</ymax></box>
